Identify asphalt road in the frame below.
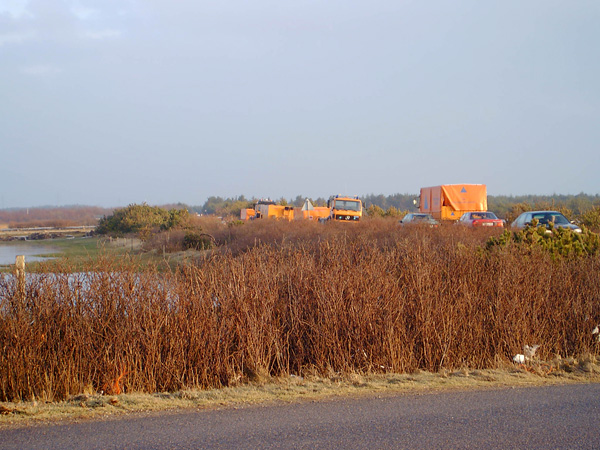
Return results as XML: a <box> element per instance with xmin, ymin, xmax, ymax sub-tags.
<box><xmin>2</xmin><ymin>384</ymin><xmax>599</xmax><ymax>450</ymax></box>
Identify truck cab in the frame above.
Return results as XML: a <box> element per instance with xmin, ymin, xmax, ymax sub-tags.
<box><xmin>321</xmin><ymin>195</ymin><xmax>362</xmax><ymax>222</ymax></box>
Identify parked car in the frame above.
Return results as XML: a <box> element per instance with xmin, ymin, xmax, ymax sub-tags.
<box><xmin>400</xmin><ymin>213</ymin><xmax>439</xmax><ymax>227</ymax></box>
<box><xmin>457</xmin><ymin>211</ymin><xmax>504</xmax><ymax>227</ymax></box>
<box><xmin>510</xmin><ymin>211</ymin><xmax>582</xmax><ymax>233</ymax></box>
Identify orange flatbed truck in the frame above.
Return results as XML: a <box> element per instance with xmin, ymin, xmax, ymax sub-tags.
<box><xmin>419</xmin><ymin>184</ymin><xmax>487</xmax><ymax>221</ymax></box>
<box><xmin>299</xmin><ymin>199</ymin><xmax>330</xmax><ymax>221</ymax></box>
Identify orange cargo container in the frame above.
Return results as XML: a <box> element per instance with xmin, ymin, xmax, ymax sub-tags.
<box><xmin>419</xmin><ymin>184</ymin><xmax>487</xmax><ymax>221</ymax></box>
<box><xmin>300</xmin><ymin>207</ymin><xmax>330</xmax><ymax>221</ymax></box>
<box><xmin>240</xmin><ymin>200</ymin><xmax>294</xmax><ymax>221</ymax></box>
<box><xmin>299</xmin><ymin>199</ymin><xmax>330</xmax><ymax>221</ymax></box>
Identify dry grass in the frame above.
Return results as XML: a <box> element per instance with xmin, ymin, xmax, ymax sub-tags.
<box><xmin>2</xmin><ymin>356</ymin><xmax>600</xmax><ymax>428</ymax></box>
<box><xmin>1</xmin><ymin>220</ymin><xmax>599</xmax><ymax>418</ymax></box>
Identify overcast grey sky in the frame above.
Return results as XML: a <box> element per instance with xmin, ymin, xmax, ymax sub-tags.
<box><xmin>1</xmin><ymin>0</ymin><xmax>598</xmax><ymax>208</ymax></box>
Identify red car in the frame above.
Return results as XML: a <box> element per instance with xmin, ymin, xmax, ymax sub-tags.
<box><xmin>457</xmin><ymin>211</ymin><xmax>504</xmax><ymax>227</ymax></box>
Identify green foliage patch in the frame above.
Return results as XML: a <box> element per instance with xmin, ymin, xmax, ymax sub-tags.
<box><xmin>183</xmin><ymin>231</ymin><xmax>214</xmax><ymax>250</ymax></box>
<box><xmin>365</xmin><ymin>205</ymin><xmax>408</xmax><ymax>218</ymax></box>
<box><xmin>96</xmin><ymin>203</ymin><xmax>190</xmax><ymax>239</ymax></box>
<box><xmin>579</xmin><ymin>206</ymin><xmax>600</xmax><ymax>232</ymax></box>
<box><xmin>486</xmin><ymin>221</ymin><xmax>600</xmax><ymax>258</ymax></box>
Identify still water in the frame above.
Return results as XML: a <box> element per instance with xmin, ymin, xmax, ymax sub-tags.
<box><xmin>0</xmin><ymin>242</ymin><xmax>58</xmax><ymax>265</ymax></box>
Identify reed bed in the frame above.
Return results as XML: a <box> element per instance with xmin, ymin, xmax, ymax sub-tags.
<box><xmin>1</xmin><ymin>222</ymin><xmax>599</xmax><ymax>402</ymax></box>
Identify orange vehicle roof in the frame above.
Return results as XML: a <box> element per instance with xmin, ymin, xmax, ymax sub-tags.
<box><xmin>420</xmin><ymin>184</ymin><xmax>487</xmax><ymax>212</ymax></box>
<box><xmin>441</xmin><ymin>184</ymin><xmax>487</xmax><ymax>211</ymax></box>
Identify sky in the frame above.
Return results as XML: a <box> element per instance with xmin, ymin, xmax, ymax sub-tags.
<box><xmin>1</xmin><ymin>0</ymin><xmax>599</xmax><ymax>208</ymax></box>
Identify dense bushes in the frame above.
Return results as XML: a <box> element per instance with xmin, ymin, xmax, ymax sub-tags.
<box><xmin>365</xmin><ymin>205</ymin><xmax>408</xmax><ymax>218</ymax></box>
<box><xmin>486</xmin><ymin>222</ymin><xmax>600</xmax><ymax>258</ymax></box>
<box><xmin>183</xmin><ymin>231</ymin><xmax>214</xmax><ymax>250</ymax></box>
<box><xmin>579</xmin><ymin>206</ymin><xmax>600</xmax><ymax>232</ymax></box>
<box><xmin>96</xmin><ymin>203</ymin><xmax>191</xmax><ymax>239</ymax></box>
<box><xmin>1</xmin><ymin>223</ymin><xmax>599</xmax><ymax>402</ymax></box>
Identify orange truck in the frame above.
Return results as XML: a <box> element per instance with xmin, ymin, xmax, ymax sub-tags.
<box><xmin>319</xmin><ymin>195</ymin><xmax>363</xmax><ymax>222</ymax></box>
<box><xmin>241</xmin><ymin>200</ymin><xmax>295</xmax><ymax>221</ymax></box>
<box><xmin>419</xmin><ymin>184</ymin><xmax>487</xmax><ymax>221</ymax></box>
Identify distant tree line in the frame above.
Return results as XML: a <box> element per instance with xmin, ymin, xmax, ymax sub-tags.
<box><xmin>187</xmin><ymin>193</ymin><xmax>600</xmax><ymax>231</ymax></box>
<box><xmin>191</xmin><ymin>193</ymin><xmax>599</xmax><ymax>218</ymax></box>
<box><xmin>361</xmin><ymin>194</ymin><xmax>417</xmax><ymax>211</ymax></box>
<box><xmin>487</xmin><ymin>193</ymin><xmax>600</xmax><ymax>220</ymax></box>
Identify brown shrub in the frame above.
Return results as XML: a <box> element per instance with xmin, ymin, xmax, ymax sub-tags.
<box><xmin>1</xmin><ymin>221</ymin><xmax>599</xmax><ymax>401</ymax></box>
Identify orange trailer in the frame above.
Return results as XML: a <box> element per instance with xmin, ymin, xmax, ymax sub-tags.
<box><xmin>419</xmin><ymin>184</ymin><xmax>487</xmax><ymax>221</ymax></box>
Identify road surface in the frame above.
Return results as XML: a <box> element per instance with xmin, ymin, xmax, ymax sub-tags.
<box><xmin>2</xmin><ymin>384</ymin><xmax>599</xmax><ymax>449</ymax></box>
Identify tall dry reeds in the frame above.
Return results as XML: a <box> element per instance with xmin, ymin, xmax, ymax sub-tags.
<box><xmin>1</xmin><ymin>222</ymin><xmax>599</xmax><ymax>402</ymax></box>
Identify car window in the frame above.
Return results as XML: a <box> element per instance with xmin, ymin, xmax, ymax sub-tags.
<box><xmin>551</xmin><ymin>214</ymin><xmax>569</xmax><ymax>225</ymax></box>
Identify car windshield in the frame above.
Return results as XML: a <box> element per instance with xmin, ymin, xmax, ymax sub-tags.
<box><xmin>334</xmin><ymin>200</ymin><xmax>361</xmax><ymax>211</ymax></box>
<box><xmin>413</xmin><ymin>215</ymin><xmax>433</xmax><ymax>221</ymax></box>
<box><xmin>471</xmin><ymin>212</ymin><xmax>497</xmax><ymax>219</ymax></box>
<box><xmin>532</xmin><ymin>213</ymin><xmax>569</xmax><ymax>225</ymax></box>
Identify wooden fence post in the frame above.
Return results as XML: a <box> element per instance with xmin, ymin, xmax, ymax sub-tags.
<box><xmin>15</xmin><ymin>255</ymin><xmax>25</xmax><ymax>297</ymax></box>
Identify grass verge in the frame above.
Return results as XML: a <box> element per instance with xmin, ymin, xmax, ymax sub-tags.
<box><xmin>2</xmin><ymin>356</ymin><xmax>599</xmax><ymax>429</ymax></box>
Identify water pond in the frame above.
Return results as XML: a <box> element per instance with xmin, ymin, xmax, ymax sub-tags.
<box><xmin>0</xmin><ymin>242</ymin><xmax>59</xmax><ymax>266</ymax></box>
